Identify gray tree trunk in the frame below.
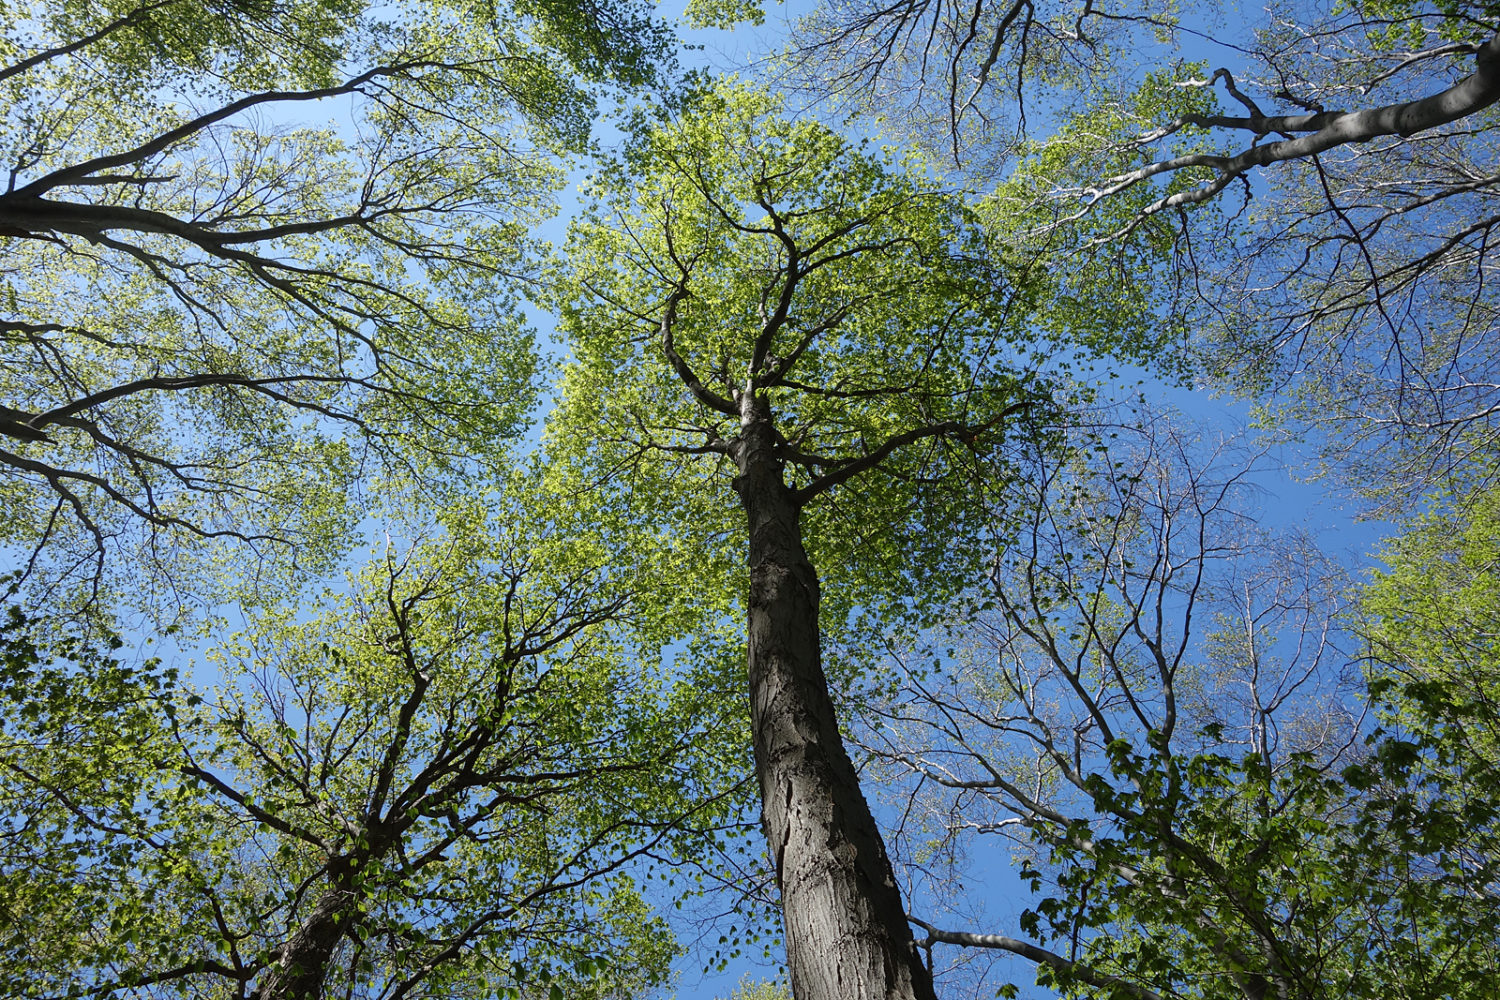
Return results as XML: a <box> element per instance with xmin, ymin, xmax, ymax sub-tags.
<box><xmin>732</xmin><ymin>399</ymin><xmax>936</xmax><ymax>1000</ymax></box>
<box><xmin>251</xmin><ymin>861</ymin><xmax>359</xmax><ymax>1000</ymax></box>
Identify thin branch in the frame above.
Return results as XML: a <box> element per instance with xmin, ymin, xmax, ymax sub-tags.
<box><xmin>794</xmin><ymin>399</ymin><xmax>1032</xmax><ymax>504</ymax></box>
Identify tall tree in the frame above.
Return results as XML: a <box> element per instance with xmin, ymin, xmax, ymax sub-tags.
<box><xmin>0</xmin><ymin>0</ymin><xmax>671</xmax><ymax>617</ymax></box>
<box><xmin>0</xmin><ymin>479</ymin><xmax>741</xmax><ymax>1000</ymax></box>
<box><xmin>552</xmin><ymin>82</ymin><xmax>1169</xmax><ymax>1000</ymax></box>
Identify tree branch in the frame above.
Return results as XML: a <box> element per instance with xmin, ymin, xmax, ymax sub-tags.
<box><xmin>908</xmin><ymin>915</ymin><xmax>1167</xmax><ymax>1000</ymax></box>
<box><xmin>0</xmin><ymin>0</ymin><xmax>176</xmax><ymax>88</ymax></box>
<box><xmin>659</xmin><ymin>285</ymin><xmax>738</xmax><ymax>417</ymax></box>
<box><xmin>1112</xmin><ymin>32</ymin><xmax>1500</xmax><ymax>219</ymax></box>
<box><xmin>13</xmin><ymin>59</ymin><xmax>451</xmax><ymax>198</ymax></box>
<box><xmin>792</xmin><ymin>398</ymin><xmax>1032</xmax><ymax>505</ymax></box>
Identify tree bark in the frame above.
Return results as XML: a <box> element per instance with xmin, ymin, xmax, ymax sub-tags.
<box><xmin>251</xmin><ymin>860</ymin><xmax>361</xmax><ymax>1000</ymax></box>
<box><xmin>732</xmin><ymin>397</ymin><xmax>936</xmax><ymax>1000</ymax></box>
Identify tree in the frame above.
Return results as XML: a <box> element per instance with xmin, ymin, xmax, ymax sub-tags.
<box><xmin>1362</xmin><ymin>474</ymin><xmax>1500</xmax><ymax>765</ymax></box>
<box><xmin>1353</xmin><ymin>471</ymin><xmax>1500</xmax><ymax>1000</ymax></box>
<box><xmin>1358</xmin><ymin>466</ymin><xmax>1500</xmax><ymax>949</ymax></box>
<box><xmin>0</xmin><ymin>0</ymin><xmax>672</xmax><ymax>618</ymax></box>
<box><xmin>781</xmin><ymin>0</ymin><xmax>1500</xmax><ymax>503</ymax></box>
<box><xmin>552</xmin><ymin>81</ymin><xmax>1170</xmax><ymax>1000</ymax></box>
<box><xmin>858</xmin><ymin>417</ymin><xmax>1500</xmax><ymax>999</ymax></box>
<box><xmin>0</xmin><ymin>480</ymin><xmax>742</xmax><ymax>999</ymax></box>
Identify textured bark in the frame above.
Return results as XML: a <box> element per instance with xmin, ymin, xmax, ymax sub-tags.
<box><xmin>732</xmin><ymin>399</ymin><xmax>936</xmax><ymax>1000</ymax></box>
<box><xmin>251</xmin><ymin>860</ymin><xmax>361</xmax><ymax>1000</ymax></box>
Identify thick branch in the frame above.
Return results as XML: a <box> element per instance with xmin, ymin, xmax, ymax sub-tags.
<box><xmin>180</xmin><ymin>765</ymin><xmax>329</xmax><ymax>850</ymax></box>
<box><xmin>30</xmin><ymin>373</ymin><xmax>362</xmax><ymax>428</ymax></box>
<box><xmin>659</xmin><ymin>286</ymin><xmax>738</xmax><ymax>416</ymax></box>
<box><xmin>1183</xmin><ymin>35</ymin><xmax>1500</xmax><ymax>140</ymax></box>
<box><xmin>0</xmin><ymin>1</ymin><xmax>176</xmax><ymax>88</ymax></box>
<box><xmin>13</xmin><ymin>60</ymin><xmax>445</xmax><ymax>198</ymax></box>
<box><xmin>1110</xmin><ymin>32</ymin><xmax>1500</xmax><ymax>217</ymax></box>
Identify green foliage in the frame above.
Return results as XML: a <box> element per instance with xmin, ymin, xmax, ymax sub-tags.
<box><xmin>0</xmin><ymin>0</ymin><xmax>674</xmax><ymax>621</ymax></box>
<box><xmin>718</xmin><ymin>974</ymin><xmax>793</xmax><ymax>1000</ymax></box>
<box><xmin>1363</xmin><ymin>477</ymin><xmax>1500</xmax><ymax>765</ymax></box>
<box><xmin>30</xmin><ymin>0</ymin><xmax>360</xmax><ymax>90</ymax></box>
<box><xmin>0</xmin><ymin>475</ymin><xmax>743</xmax><ymax>998</ymax></box>
<box><xmin>1347</xmin><ymin>474</ymin><xmax>1500</xmax><ymax>998</ymax></box>
<box><xmin>976</xmin><ymin>63</ymin><xmax>1217</xmax><ymax>389</ymax></box>
<box><xmin>11</xmin><ymin>5</ymin><xmax>1497</xmax><ymax>999</ymax></box>
<box><xmin>1336</xmin><ymin>0</ymin><xmax>1500</xmax><ymax>48</ymax></box>
<box><xmin>551</xmin><ymin>81</ymin><xmax>1176</xmax><ymax>643</ymax></box>
<box><xmin>510</xmin><ymin>0</ymin><xmax>678</xmax><ymax>87</ymax></box>
<box><xmin>1015</xmin><ymin>470</ymin><xmax>1500</xmax><ymax>999</ymax></box>
<box><xmin>880</xmin><ymin>421</ymin><xmax>1500</xmax><ymax>1000</ymax></box>
<box><xmin>0</xmin><ymin>603</ymin><xmax>183</xmax><ymax>979</ymax></box>
<box><xmin>685</xmin><ymin>0</ymin><xmax>767</xmax><ymax>29</ymax></box>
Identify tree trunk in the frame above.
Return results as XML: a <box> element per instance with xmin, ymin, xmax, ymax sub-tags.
<box><xmin>252</xmin><ymin>859</ymin><xmax>361</xmax><ymax>1000</ymax></box>
<box><xmin>732</xmin><ymin>400</ymin><xmax>936</xmax><ymax>1000</ymax></box>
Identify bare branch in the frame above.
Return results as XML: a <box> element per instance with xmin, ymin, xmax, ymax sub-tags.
<box><xmin>909</xmin><ymin>915</ymin><xmax>1168</xmax><ymax>1000</ymax></box>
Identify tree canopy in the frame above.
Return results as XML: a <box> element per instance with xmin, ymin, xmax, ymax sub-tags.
<box><xmin>550</xmin><ymin>80</ymin><xmax>1187</xmax><ymax>1000</ymax></box>
<box><xmin>3</xmin><ymin>3</ymin><xmax>1500</xmax><ymax>1000</ymax></box>
<box><xmin>0</xmin><ymin>482</ymin><xmax>747</xmax><ymax>999</ymax></box>
<box><xmin>0</xmin><ymin>0</ymin><xmax>671</xmax><ymax>619</ymax></box>
<box><xmin>861</xmin><ymin>418</ymin><xmax>1500</xmax><ymax>999</ymax></box>
<box><xmin>784</xmin><ymin>0</ymin><xmax>1500</xmax><ymax>504</ymax></box>
<box><xmin>1362</xmin><ymin>472</ymin><xmax>1500</xmax><ymax>802</ymax></box>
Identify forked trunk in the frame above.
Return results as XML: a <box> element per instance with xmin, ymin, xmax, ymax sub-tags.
<box><xmin>732</xmin><ymin>403</ymin><xmax>936</xmax><ymax>1000</ymax></box>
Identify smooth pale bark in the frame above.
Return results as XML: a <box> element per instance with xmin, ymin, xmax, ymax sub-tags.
<box><xmin>1110</xmin><ymin>32</ymin><xmax>1500</xmax><ymax>215</ymax></box>
<box><xmin>731</xmin><ymin>397</ymin><xmax>936</xmax><ymax>1000</ymax></box>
